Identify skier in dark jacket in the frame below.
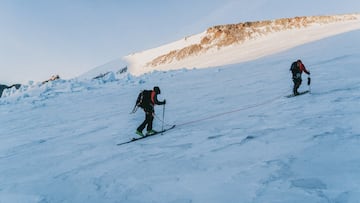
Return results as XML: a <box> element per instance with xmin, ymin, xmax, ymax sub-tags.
<box><xmin>136</xmin><ymin>86</ymin><xmax>166</xmax><ymax>136</ymax></box>
<box><xmin>290</xmin><ymin>59</ymin><xmax>310</xmax><ymax>95</ymax></box>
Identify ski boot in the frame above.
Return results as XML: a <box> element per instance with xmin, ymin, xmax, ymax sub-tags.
<box><xmin>146</xmin><ymin>130</ymin><xmax>157</xmax><ymax>136</ymax></box>
<box><xmin>136</xmin><ymin>130</ymin><xmax>144</xmax><ymax>137</ymax></box>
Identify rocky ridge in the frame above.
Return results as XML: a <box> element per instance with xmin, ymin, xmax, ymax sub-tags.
<box><xmin>146</xmin><ymin>14</ymin><xmax>359</xmax><ymax>67</ymax></box>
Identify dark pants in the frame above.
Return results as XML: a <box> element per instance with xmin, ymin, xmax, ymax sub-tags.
<box><xmin>137</xmin><ymin>110</ymin><xmax>154</xmax><ymax>132</ymax></box>
<box><xmin>292</xmin><ymin>77</ymin><xmax>302</xmax><ymax>95</ymax></box>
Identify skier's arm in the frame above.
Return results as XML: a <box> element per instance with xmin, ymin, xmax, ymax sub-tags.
<box><xmin>154</xmin><ymin>94</ymin><xmax>166</xmax><ymax>105</ymax></box>
<box><xmin>302</xmin><ymin>64</ymin><xmax>310</xmax><ymax>75</ymax></box>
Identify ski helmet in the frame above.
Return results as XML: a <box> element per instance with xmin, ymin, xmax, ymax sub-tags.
<box><xmin>154</xmin><ymin>86</ymin><xmax>161</xmax><ymax>94</ymax></box>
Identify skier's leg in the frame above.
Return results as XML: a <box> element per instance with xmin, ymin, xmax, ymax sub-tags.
<box><xmin>294</xmin><ymin>78</ymin><xmax>302</xmax><ymax>95</ymax></box>
<box><xmin>146</xmin><ymin>112</ymin><xmax>154</xmax><ymax>131</ymax></box>
<box><xmin>137</xmin><ymin>112</ymin><xmax>148</xmax><ymax>132</ymax></box>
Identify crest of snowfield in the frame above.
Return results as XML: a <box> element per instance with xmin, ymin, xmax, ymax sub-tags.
<box><xmin>0</xmin><ymin>71</ymin><xmax>136</xmax><ymax>105</ymax></box>
<box><xmin>125</xmin><ymin>13</ymin><xmax>360</xmax><ymax>76</ymax></box>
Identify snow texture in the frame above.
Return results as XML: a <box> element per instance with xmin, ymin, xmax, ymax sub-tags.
<box><xmin>0</xmin><ymin>20</ymin><xmax>360</xmax><ymax>203</ymax></box>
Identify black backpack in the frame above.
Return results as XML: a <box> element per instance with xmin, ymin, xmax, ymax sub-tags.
<box><xmin>290</xmin><ymin>62</ymin><xmax>300</xmax><ymax>75</ymax></box>
<box><xmin>132</xmin><ymin>90</ymin><xmax>152</xmax><ymax>113</ymax></box>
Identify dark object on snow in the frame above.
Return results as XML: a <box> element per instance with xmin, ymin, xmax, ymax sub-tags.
<box><xmin>117</xmin><ymin>125</ymin><xmax>175</xmax><ymax>146</ymax></box>
<box><xmin>133</xmin><ymin>86</ymin><xmax>166</xmax><ymax>136</ymax></box>
<box><xmin>286</xmin><ymin>90</ymin><xmax>310</xmax><ymax>98</ymax></box>
<box><xmin>117</xmin><ymin>66</ymin><xmax>128</xmax><ymax>74</ymax></box>
<box><xmin>93</xmin><ymin>72</ymin><xmax>110</xmax><ymax>80</ymax></box>
<box><xmin>42</xmin><ymin>75</ymin><xmax>60</xmax><ymax>84</ymax></box>
<box><xmin>290</xmin><ymin>59</ymin><xmax>310</xmax><ymax>95</ymax></box>
<box><xmin>0</xmin><ymin>84</ymin><xmax>21</xmax><ymax>97</ymax></box>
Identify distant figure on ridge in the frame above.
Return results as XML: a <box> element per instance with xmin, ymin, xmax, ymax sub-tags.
<box><xmin>290</xmin><ymin>59</ymin><xmax>310</xmax><ymax>96</ymax></box>
<box><xmin>134</xmin><ymin>86</ymin><xmax>166</xmax><ymax>136</ymax></box>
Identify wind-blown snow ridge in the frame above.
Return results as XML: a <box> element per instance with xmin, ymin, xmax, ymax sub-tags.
<box><xmin>125</xmin><ymin>13</ymin><xmax>360</xmax><ymax>76</ymax></box>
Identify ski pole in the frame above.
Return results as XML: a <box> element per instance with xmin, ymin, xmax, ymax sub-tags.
<box><xmin>308</xmin><ymin>77</ymin><xmax>311</xmax><ymax>93</ymax></box>
<box><xmin>130</xmin><ymin>105</ymin><xmax>138</xmax><ymax>114</ymax></box>
<box><xmin>162</xmin><ymin>104</ymin><xmax>166</xmax><ymax>132</ymax></box>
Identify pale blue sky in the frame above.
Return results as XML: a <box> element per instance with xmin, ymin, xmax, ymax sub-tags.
<box><xmin>0</xmin><ymin>0</ymin><xmax>359</xmax><ymax>84</ymax></box>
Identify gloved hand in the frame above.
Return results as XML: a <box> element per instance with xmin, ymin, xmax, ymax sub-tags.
<box><xmin>307</xmin><ymin>77</ymin><xmax>311</xmax><ymax>85</ymax></box>
<box><xmin>163</xmin><ymin>99</ymin><xmax>166</xmax><ymax>105</ymax></box>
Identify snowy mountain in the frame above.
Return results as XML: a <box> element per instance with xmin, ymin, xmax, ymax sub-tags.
<box><xmin>125</xmin><ymin>13</ymin><xmax>360</xmax><ymax>76</ymax></box>
<box><xmin>77</xmin><ymin>58</ymin><xmax>128</xmax><ymax>81</ymax></box>
<box><xmin>0</xmin><ymin>14</ymin><xmax>360</xmax><ymax>203</ymax></box>
<box><xmin>76</xmin><ymin>14</ymin><xmax>360</xmax><ymax>80</ymax></box>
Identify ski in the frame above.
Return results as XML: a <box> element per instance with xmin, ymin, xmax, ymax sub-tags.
<box><xmin>117</xmin><ymin>125</ymin><xmax>176</xmax><ymax>146</ymax></box>
<box><xmin>285</xmin><ymin>90</ymin><xmax>310</xmax><ymax>98</ymax></box>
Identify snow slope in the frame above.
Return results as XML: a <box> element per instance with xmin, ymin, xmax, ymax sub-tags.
<box><xmin>78</xmin><ymin>58</ymin><xmax>128</xmax><ymax>81</ymax></box>
<box><xmin>125</xmin><ymin>14</ymin><xmax>360</xmax><ymax>76</ymax></box>
<box><xmin>0</xmin><ymin>22</ymin><xmax>360</xmax><ymax>203</ymax></box>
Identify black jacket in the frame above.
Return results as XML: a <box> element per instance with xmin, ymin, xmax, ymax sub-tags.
<box><xmin>141</xmin><ymin>90</ymin><xmax>165</xmax><ymax>112</ymax></box>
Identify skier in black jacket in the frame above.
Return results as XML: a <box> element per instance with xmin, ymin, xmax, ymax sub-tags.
<box><xmin>136</xmin><ymin>86</ymin><xmax>166</xmax><ymax>136</ymax></box>
<box><xmin>290</xmin><ymin>59</ymin><xmax>310</xmax><ymax>95</ymax></box>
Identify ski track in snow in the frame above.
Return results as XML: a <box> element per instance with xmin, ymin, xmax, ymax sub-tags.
<box><xmin>0</xmin><ymin>30</ymin><xmax>360</xmax><ymax>202</ymax></box>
